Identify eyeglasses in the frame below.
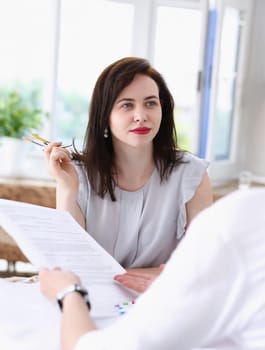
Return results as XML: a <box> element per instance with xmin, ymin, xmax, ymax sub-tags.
<box><xmin>23</xmin><ymin>132</ymin><xmax>72</xmax><ymax>149</ymax></box>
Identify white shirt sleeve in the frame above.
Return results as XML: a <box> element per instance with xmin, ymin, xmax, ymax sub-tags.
<box><xmin>75</xmin><ymin>205</ymin><xmax>247</xmax><ymax>350</ymax></box>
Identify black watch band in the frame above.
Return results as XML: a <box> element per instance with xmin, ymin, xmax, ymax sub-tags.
<box><xmin>56</xmin><ymin>284</ymin><xmax>91</xmax><ymax>311</ymax></box>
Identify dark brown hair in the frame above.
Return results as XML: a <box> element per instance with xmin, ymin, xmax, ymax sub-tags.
<box><xmin>73</xmin><ymin>57</ymin><xmax>185</xmax><ymax>201</ymax></box>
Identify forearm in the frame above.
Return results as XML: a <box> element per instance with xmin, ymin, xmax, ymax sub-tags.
<box><xmin>56</xmin><ymin>186</ymin><xmax>85</xmax><ymax>228</ymax></box>
<box><xmin>61</xmin><ymin>293</ymin><xmax>96</xmax><ymax>350</ymax></box>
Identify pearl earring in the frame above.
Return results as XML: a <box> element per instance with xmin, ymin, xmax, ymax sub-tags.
<box><xmin>104</xmin><ymin>128</ymin><xmax>109</xmax><ymax>138</ymax></box>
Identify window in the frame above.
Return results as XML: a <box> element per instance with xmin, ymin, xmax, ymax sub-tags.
<box><xmin>0</xmin><ymin>0</ymin><xmax>206</xmax><ymax>154</ymax></box>
<box><xmin>0</xmin><ymin>0</ymin><xmax>54</xmax><ymax>122</ymax></box>
<box><xmin>0</xmin><ymin>0</ymin><xmax>134</xmax><ymax>148</ymax></box>
<box><xmin>207</xmin><ymin>0</ymin><xmax>252</xmax><ymax>183</ymax></box>
<box><xmin>56</xmin><ymin>0</ymin><xmax>134</xmax><ymax>146</ymax></box>
<box><xmin>213</xmin><ymin>7</ymin><xmax>243</xmax><ymax>160</ymax></box>
<box><xmin>0</xmin><ymin>0</ymin><xmax>253</xmax><ymax>183</ymax></box>
<box><xmin>152</xmin><ymin>4</ymin><xmax>204</xmax><ymax>152</ymax></box>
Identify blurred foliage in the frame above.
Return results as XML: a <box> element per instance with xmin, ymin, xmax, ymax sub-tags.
<box><xmin>174</xmin><ymin>107</ymin><xmax>192</xmax><ymax>151</ymax></box>
<box><xmin>0</xmin><ymin>82</ymin><xmax>48</xmax><ymax>138</ymax></box>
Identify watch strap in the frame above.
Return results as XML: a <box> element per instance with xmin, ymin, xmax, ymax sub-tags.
<box><xmin>56</xmin><ymin>284</ymin><xmax>91</xmax><ymax>311</ymax></box>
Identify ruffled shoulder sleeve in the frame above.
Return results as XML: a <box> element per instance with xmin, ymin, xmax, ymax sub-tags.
<box><xmin>182</xmin><ymin>152</ymin><xmax>209</xmax><ymax>203</ymax></box>
<box><xmin>176</xmin><ymin>152</ymin><xmax>209</xmax><ymax>240</ymax></box>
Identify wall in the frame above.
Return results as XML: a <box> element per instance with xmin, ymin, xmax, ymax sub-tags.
<box><xmin>242</xmin><ymin>0</ymin><xmax>265</xmax><ymax>181</ymax></box>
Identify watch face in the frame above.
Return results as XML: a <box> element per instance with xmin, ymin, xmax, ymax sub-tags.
<box><xmin>75</xmin><ymin>285</ymin><xmax>88</xmax><ymax>296</ymax></box>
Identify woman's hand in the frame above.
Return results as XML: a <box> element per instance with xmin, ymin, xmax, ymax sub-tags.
<box><xmin>39</xmin><ymin>268</ymin><xmax>81</xmax><ymax>302</ymax></box>
<box><xmin>43</xmin><ymin>142</ymin><xmax>79</xmax><ymax>193</ymax></box>
<box><xmin>114</xmin><ymin>264</ymin><xmax>165</xmax><ymax>293</ymax></box>
<box><xmin>44</xmin><ymin>142</ymin><xmax>85</xmax><ymax>227</ymax></box>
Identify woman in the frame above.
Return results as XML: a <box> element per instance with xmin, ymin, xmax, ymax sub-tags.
<box><xmin>44</xmin><ymin>57</ymin><xmax>212</xmax><ymax>274</ymax></box>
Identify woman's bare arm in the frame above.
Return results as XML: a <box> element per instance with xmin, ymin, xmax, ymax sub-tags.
<box><xmin>185</xmin><ymin>171</ymin><xmax>213</xmax><ymax>228</ymax></box>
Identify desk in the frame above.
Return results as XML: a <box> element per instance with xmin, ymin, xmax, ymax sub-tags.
<box><xmin>212</xmin><ymin>180</ymin><xmax>239</xmax><ymax>201</ymax></box>
<box><xmin>0</xmin><ymin>228</ymin><xmax>28</xmax><ymax>263</ymax></box>
<box><xmin>0</xmin><ymin>178</ymin><xmax>56</xmax><ymax>274</ymax></box>
<box><xmin>0</xmin><ymin>177</ymin><xmax>56</xmax><ymax>208</ymax></box>
<box><xmin>212</xmin><ymin>180</ymin><xmax>265</xmax><ymax>201</ymax></box>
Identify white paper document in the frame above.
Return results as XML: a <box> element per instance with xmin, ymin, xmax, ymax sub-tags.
<box><xmin>0</xmin><ymin>199</ymin><xmax>138</xmax><ymax>319</ymax></box>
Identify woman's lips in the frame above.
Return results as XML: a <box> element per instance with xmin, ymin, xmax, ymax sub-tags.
<box><xmin>130</xmin><ymin>127</ymin><xmax>151</xmax><ymax>135</ymax></box>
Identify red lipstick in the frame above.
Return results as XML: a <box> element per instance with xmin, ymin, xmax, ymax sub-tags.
<box><xmin>130</xmin><ymin>127</ymin><xmax>151</xmax><ymax>135</ymax></box>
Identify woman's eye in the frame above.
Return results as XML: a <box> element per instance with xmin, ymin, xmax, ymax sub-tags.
<box><xmin>121</xmin><ymin>103</ymin><xmax>133</xmax><ymax>109</ymax></box>
<box><xmin>146</xmin><ymin>100</ymin><xmax>157</xmax><ymax>107</ymax></box>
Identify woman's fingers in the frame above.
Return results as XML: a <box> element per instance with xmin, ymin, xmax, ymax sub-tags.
<box><xmin>43</xmin><ymin>142</ymin><xmax>62</xmax><ymax>159</ymax></box>
<box><xmin>159</xmin><ymin>263</ymin><xmax>166</xmax><ymax>272</ymax></box>
<box><xmin>44</xmin><ymin>142</ymin><xmax>71</xmax><ymax>165</ymax></box>
<box><xmin>49</xmin><ymin>146</ymin><xmax>71</xmax><ymax>164</ymax></box>
<box><xmin>114</xmin><ymin>272</ymin><xmax>155</xmax><ymax>293</ymax></box>
<box><xmin>43</xmin><ymin>142</ymin><xmax>74</xmax><ymax>183</ymax></box>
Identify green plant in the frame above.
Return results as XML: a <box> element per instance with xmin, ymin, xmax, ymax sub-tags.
<box><xmin>0</xmin><ymin>89</ymin><xmax>47</xmax><ymax>138</ymax></box>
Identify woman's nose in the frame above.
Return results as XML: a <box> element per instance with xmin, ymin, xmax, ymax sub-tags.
<box><xmin>133</xmin><ymin>108</ymin><xmax>147</xmax><ymax>122</ymax></box>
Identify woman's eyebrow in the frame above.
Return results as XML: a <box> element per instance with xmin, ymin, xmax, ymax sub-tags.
<box><xmin>116</xmin><ymin>95</ymin><xmax>159</xmax><ymax>104</ymax></box>
<box><xmin>116</xmin><ymin>97</ymin><xmax>134</xmax><ymax>104</ymax></box>
<box><xmin>144</xmin><ymin>95</ymin><xmax>159</xmax><ymax>100</ymax></box>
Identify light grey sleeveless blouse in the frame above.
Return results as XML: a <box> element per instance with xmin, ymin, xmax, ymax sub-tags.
<box><xmin>76</xmin><ymin>152</ymin><xmax>208</xmax><ymax>268</ymax></box>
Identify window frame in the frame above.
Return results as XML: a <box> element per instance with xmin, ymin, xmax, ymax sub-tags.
<box><xmin>206</xmin><ymin>0</ymin><xmax>253</xmax><ymax>184</ymax></box>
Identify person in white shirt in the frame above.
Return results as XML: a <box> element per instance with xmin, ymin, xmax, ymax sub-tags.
<box><xmin>39</xmin><ymin>188</ymin><xmax>265</xmax><ymax>350</ymax></box>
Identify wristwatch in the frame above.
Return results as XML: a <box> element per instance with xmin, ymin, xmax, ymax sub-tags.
<box><xmin>56</xmin><ymin>284</ymin><xmax>91</xmax><ymax>311</ymax></box>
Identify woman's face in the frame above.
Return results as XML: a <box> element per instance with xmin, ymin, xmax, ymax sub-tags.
<box><xmin>109</xmin><ymin>74</ymin><xmax>162</xmax><ymax>150</ymax></box>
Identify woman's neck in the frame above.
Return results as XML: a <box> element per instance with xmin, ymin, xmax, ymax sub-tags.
<box><xmin>114</xmin><ymin>144</ymin><xmax>155</xmax><ymax>191</ymax></box>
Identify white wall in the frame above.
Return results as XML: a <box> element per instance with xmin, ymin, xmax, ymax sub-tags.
<box><xmin>242</xmin><ymin>0</ymin><xmax>265</xmax><ymax>181</ymax></box>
